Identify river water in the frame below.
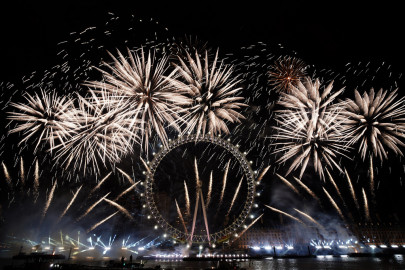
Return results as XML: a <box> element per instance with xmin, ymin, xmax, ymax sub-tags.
<box><xmin>1</xmin><ymin>256</ymin><xmax>404</xmax><ymax>269</ymax></box>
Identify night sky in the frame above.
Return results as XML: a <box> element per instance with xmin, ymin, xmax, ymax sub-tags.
<box><xmin>0</xmin><ymin>1</ymin><xmax>403</xmax><ymax>81</ymax></box>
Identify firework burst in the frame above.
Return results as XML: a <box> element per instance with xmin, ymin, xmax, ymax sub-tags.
<box><xmin>271</xmin><ymin>77</ymin><xmax>349</xmax><ymax>179</ymax></box>
<box><xmin>341</xmin><ymin>88</ymin><xmax>405</xmax><ymax>162</ymax></box>
<box><xmin>169</xmin><ymin>50</ymin><xmax>246</xmax><ymax>137</ymax></box>
<box><xmin>7</xmin><ymin>90</ymin><xmax>77</xmax><ymax>154</ymax></box>
<box><xmin>87</xmin><ymin>48</ymin><xmax>191</xmax><ymax>151</ymax></box>
<box><xmin>268</xmin><ymin>56</ymin><xmax>307</xmax><ymax>92</ymax></box>
<box><xmin>55</xmin><ymin>91</ymin><xmax>140</xmax><ymax>174</ymax></box>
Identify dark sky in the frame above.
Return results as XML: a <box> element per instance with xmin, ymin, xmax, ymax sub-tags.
<box><xmin>0</xmin><ymin>1</ymin><xmax>403</xmax><ymax>82</ymax></box>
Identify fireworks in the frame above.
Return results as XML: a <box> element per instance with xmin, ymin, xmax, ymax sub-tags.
<box><xmin>54</xmin><ymin>91</ymin><xmax>139</xmax><ymax>174</ymax></box>
<box><xmin>7</xmin><ymin>90</ymin><xmax>77</xmax><ymax>154</ymax></box>
<box><xmin>341</xmin><ymin>88</ymin><xmax>405</xmax><ymax>162</ymax></box>
<box><xmin>271</xmin><ymin>77</ymin><xmax>348</xmax><ymax>179</ymax></box>
<box><xmin>264</xmin><ymin>205</ymin><xmax>305</xmax><ymax>226</ymax></box>
<box><xmin>268</xmin><ymin>56</ymin><xmax>307</xmax><ymax>92</ymax></box>
<box><xmin>219</xmin><ymin>159</ymin><xmax>230</xmax><ymax>206</ymax></box>
<box><xmin>322</xmin><ymin>187</ymin><xmax>346</xmax><ymax>223</ymax></box>
<box><xmin>77</xmin><ymin>192</ymin><xmax>111</xmax><ymax>221</ymax></box>
<box><xmin>87</xmin><ymin>48</ymin><xmax>191</xmax><ymax>151</ymax></box>
<box><xmin>103</xmin><ymin>198</ymin><xmax>134</xmax><ymax>221</ymax></box>
<box><xmin>362</xmin><ymin>188</ymin><xmax>370</xmax><ymax>221</ymax></box>
<box><xmin>226</xmin><ymin>177</ymin><xmax>243</xmax><ymax>216</ymax></box>
<box><xmin>58</xmin><ymin>185</ymin><xmax>83</xmax><ymax>223</ymax></box>
<box><xmin>276</xmin><ymin>173</ymin><xmax>300</xmax><ymax>195</ymax></box>
<box><xmin>87</xmin><ymin>211</ymin><xmax>119</xmax><ymax>233</ymax></box>
<box><xmin>169</xmin><ymin>50</ymin><xmax>246</xmax><ymax>137</ymax></box>
<box><xmin>293</xmin><ymin>208</ymin><xmax>324</xmax><ymax>231</ymax></box>
<box><xmin>184</xmin><ymin>181</ymin><xmax>191</xmax><ymax>216</ymax></box>
<box><xmin>2</xmin><ymin>161</ymin><xmax>11</xmax><ymax>187</ymax></box>
<box><xmin>175</xmin><ymin>199</ymin><xmax>188</xmax><ymax>234</ymax></box>
<box><xmin>42</xmin><ymin>180</ymin><xmax>57</xmax><ymax>220</ymax></box>
<box><xmin>114</xmin><ymin>181</ymin><xmax>140</xmax><ymax>201</ymax></box>
<box><xmin>205</xmin><ymin>171</ymin><xmax>213</xmax><ymax>208</ymax></box>
<box><xmin>90</xmin><ymin>172</ymin><xmax>112</xmax><ymax>195</ymax></box>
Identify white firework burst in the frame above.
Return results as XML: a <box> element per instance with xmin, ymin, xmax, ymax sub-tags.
<box><xmin>341</xmin><ymin>88</ymin><xmax>405</xmax><ymax>162</ymax></box>
<box><xmin>169</xmin><ymin>50</ymin><xmax>246</xmax><ymax>137</ymax></box>
<box><xmin>55</xmin><ymin>90</ymin><xmax>141</xmax><ymax>174</ymax></box>
<box><xmin>7</xmin><ymin>90</ymin><xmax>77</xmax><ymax>153</ymax></box>
<box><xmin>87</xmin><ymin>48</ymin><xmax>191</xmax><ymax>151</ymax></box>
<box><xmin>271</xmin><ymin>77</ymin><xmax>348</xmax><ymax>179</ymax></box>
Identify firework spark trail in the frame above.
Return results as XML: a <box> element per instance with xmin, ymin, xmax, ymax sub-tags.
<box><xmin>205</xmin><ymin>171</ymin><xmax>213</xmax><ymax>208</ymax></box>
<box><xmin>42</xmin><ymin>180</ymin><xmax>57</xmax><ymax>220</ymax></box>
<box><xmin>117</xmin><ymin>167</ymin><xmax>135</xmax><ymax>185</ymax></box>
<box><xmin>264</xmin><ymin>205</ymin><xmax>306</xmax><ymax>225</ymax></box>
<box><xmin>175</xmin><ymin>199</ymin><xmax>188</xmax><ymax>234</ymax></box>
<box><xmin>114</xmin><ymin>181</ymin><xmax>140</xmax><ymax>201</ymax></box>
<box><xmin>34</xmin><ymin>159</ymin><xmax>39</xmax><ymax>195</ymax></box>
<box><xmin>140</xmin><ymin>157</ymin><xmax>151</xmax><ymax>174</ymax></box>
<box><xmin>369</xmin><ymin>155</ymin><xmax>375</xmax><ymax>200</ymax></box>
<box><xmin>219</xmin><ymin>159</ymin><xmax>231</xmax><ymax>207</ymax></box>
<box><xmin>293</xmin><ymin>176</ymin><xmax>321</xmax><ymax>203</ymax></box>
<box><xmin>362</xmin><ymin>188</ymin><xmax>370</xmax><ymax>221</ymax></box>
<box><xmin>325</xmin><ymin>168</ymin><xmax>344</xmax><ymax>202</ymax></box>
<box><xmin>293</xmin><ymin>208</ymin><xmax>325</xmax><ymax>231</ymax></box>
<box><xmin>77</xmin><ymin>192</ymin><xmax>111</xmax><ymax>221</ymax></box>
<box><xmin>226</xmin><ymin>177</ymin><xmax>243</xmax><ymax>216</ymax></box>
<box><xmin>256</xmin><ymin>166</ymin><xmax>270</xmax><ymax>183</ymax></box>
<box><xmin>87</xmin><ymin>211</ymin><xmax>118</xmax><ymax>233</ymax></box>
<box><xmin>322</xmin><ymin>187</ymin><xmax>347</xmax><ymax>223</ymax></box>
<box><xmin>184</xmin><ymin>181</ymin><xmax>191</xmax><ymax>216</ymax></box>
<box><xmin>90</xmin><ymin>172</ymin><xmax>112</xmax><ymax>195</ymax></box>
<box><xmin>20</xmin><ymin>157</ymin><xmax>25</xmax><ymax>186</ymax></box>
<box><xmin>345</xmin><ymin>168</ymin><xmax>360</xmax><ymax>210</ymax></box>
<box><xmin>276</xmin><ymin>174</ymin><xmax>300</xmax><ymax>195</ymax></box>
<box><xmin>58</xmin><ymin>185</ymin><xmax>83</xmax><ymax>223</ymax></box>
<box><xmin>103</xmin><ymin>198</ymin><xmax>134</xmax><ymax>221</ymax></box>
<box><xmin>232</xmin><ymin>214</ymin><xmax>263</xmax><ymax>243</ymax></box>
<box><xmin>2</xmin><ymin>161</ymin><xmax>11</xmax><ymax>187</ymax></box>
<box><xmin>194</xmin><ymin>158</ymin><xmax>200</xmax><ymax>187</ymax></box>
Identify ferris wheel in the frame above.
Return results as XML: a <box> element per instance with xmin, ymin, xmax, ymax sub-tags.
<box><xmin>143</xmin><ymin>134</ymin><xmax>257</xmax><ymax>245</ymax></box>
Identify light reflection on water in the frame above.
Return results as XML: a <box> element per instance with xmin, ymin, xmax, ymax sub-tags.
<box><xmin>144</xmin><ymin>255</ymin><xmax>405</xmax><ymax>270</ymax></box>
